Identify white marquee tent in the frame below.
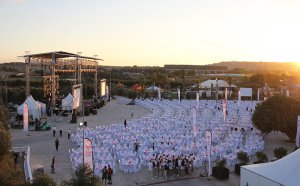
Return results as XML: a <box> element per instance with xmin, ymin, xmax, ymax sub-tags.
<box><xmin>62</xmin><ymin>93</ymin><xmax>75</xmax><ymax>110</ymax></box>
<box><xmin>36</xmin><ymin>101</ymin><xmax>46</xmax><ymax>117</ymax></box>
<box><xmin>199</xmin><ymin>80</ymin><xmax>237</xmax><ymax>88</ymax></box>
<box><xmin>17</xmin><ymin>95</ymin><xmax>41</xmax><ymax>120</ymax></box>
<box><xmin>241</xmin><ymin>149</ymin><xmax>300</xmax><ymax>186</ymax></box>
<box><xmin>146</xmin><ymin>86</ymin><xmax>161</xmax><ymax>91</ymax></box>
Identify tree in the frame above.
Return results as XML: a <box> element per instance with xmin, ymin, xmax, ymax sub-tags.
<box><xmin>62</xmin><ymin>164</ymin><xmax>100</xmax><ymax>186</ymax></box>
<box><xmin>252</xmin><ymin>95</ymin><xmax>300</xmax><ymax>141</ymax></box>
<box><xmin>0</xmin><ymin>105</ymin><xmax>24</xmax><ymax>186</ymax></box>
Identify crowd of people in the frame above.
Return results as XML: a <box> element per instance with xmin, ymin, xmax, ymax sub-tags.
<box><xmin>69</xmin><ymin>98</ymin><xmax>264</xmax><ymax>180</ymax></box>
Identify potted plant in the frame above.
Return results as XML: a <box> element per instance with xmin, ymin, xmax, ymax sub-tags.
<box><xmin>254</xmin><ymin>151</ymin><xmax>268</xmax><ymax>164</ymax></box>
<box><xmin>273</xmin><ymin>147</ymin><xmax>287</xmax><ymax>159</ymax></box>
<box><xmin>235</xmin><ymin>151</ymin><xmax>249</xmax><ymax>175</ymax></box>
<box><xmin>212</xmin><ymin>159</ymin><xmax>229</xmax><ymax>180</ymax></box>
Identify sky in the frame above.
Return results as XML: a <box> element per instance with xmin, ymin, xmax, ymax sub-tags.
<box><xmin>0</xmin><ymin>0</ymin><xmax>300</xmax><ymax>66</ymax></box>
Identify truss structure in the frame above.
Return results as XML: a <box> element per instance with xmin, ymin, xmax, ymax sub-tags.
<box><xmin>20</xmin><ymin>51</ymin><xmax>103</xmax><ymax>109</ymax></box>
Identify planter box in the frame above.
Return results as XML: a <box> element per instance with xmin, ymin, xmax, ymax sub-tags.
<box><xmin>92</xmin><ymin>109</ymin><xmax>97</xmax><ymax>115</ymax></box>
<box><xmin>212</xmin><ymin>167</ymin><xmax>229</xmax><ymax>180</ymax></box>
<box><xmin>235</xmin><ymin>163</ymin><xmax>247</xmax><ymax>175</ymax></box>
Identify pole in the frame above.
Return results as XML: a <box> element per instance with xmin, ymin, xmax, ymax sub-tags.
<box><xmin>95</xmin><ymin>66</ymin><xmax>97</xmax><ymax>99</ymax></box>
<box><xmin>51</xmin><ymin>53</ymin><xmax>56</xmax><ymax>110</ymax></box>
<box><xmin>109</xmin><ymin>71</ymin><xmax>111</xmax><ymax>101</ymax></box>
<box><xmin>25</xmin><ymin>51</ymin><xmax>30</xmax><ymax>97</ymax></box>
<box><xmin>82</xmin><ymin>126</ymin><xmax>84</xmax><ymax>165</ymax></box>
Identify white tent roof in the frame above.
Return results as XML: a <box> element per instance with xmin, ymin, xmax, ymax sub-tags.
<box><xmin>36</xmin><ymin>101</ymin><xmax>46</xmax><ymax>117</ymax></box>
<box><xmin>146</xmin><ymin>86</ymin><xmax>160</xmax><ymax>91</ymax></box>
<box><xmin>199</xmin><ymin>80</ymin><xmax>236</xmax><ymax>88</ymax></box>
<box><xmin>242</xmin><ymin>149</ymin><xmax>300</xmax><ymax>186</ymax></box>
<box><xmin>17</xmin><ymin>95</ymin><xmax>41</xmax><ymax>120</ymax></box>
<box><xmin>62</xmin><ymin>93</ymin><xmax>75</xmax><ymax>110</ymax></box>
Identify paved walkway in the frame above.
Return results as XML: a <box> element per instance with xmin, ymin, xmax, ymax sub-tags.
<box><xmin>10</xmin><ymin>98</ymin><xmax>295</xmax><ymax>186</ymax></box>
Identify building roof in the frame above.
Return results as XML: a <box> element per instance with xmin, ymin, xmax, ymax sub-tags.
<box><xmin>20</xmin><ymin>51</ymin><xmax>103</xmax><ymax>60</ymax></box>
<box><xmin>199</xmin><ymin>79</ymin><xmax>236</xmax><ymax>88</ymax></box>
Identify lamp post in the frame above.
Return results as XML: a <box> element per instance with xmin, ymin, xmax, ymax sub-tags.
<box><xmin>79</xmin><ymin>122</ymin><xmax>85</xmax><ymax>165</ymax></box>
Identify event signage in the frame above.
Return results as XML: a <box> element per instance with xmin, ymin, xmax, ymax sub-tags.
<box><xmin>106</xmin><ymin>85</ymin><xmax>109</xmax><ymax>100</ymax></box>
<box><xmin>192</xmin><ymin>108</ymin><xmax>197</xmax><ymax>137</ymax></box>
<box><xmin>23</xmin><ymin>103</ymin><xmax>29</xmax><ymax>132</ymax></box>
<box><xmin>205</xmin><ymin>130</ymin><xmax>212</xmax><ymax>176</ymax></box>
<box><xmin>223</xmin><ymin>99</ymin><xmax>227</xmax><ymax>121</ymax></box>
<box><xmin>196</xmin><ymin>92</ymin><xmax>199</xmax><ymax>108</ymax></box>
<box><xmin>84</xmin><ymin>138</ymin><xmax>94</xmax><ymax>171</ymax></box>
<box><xmin>158</xmin><ymin>88</ymin><xmax>161</xmax><ymax>100</ymax></box>
<box><xmin>296</xmin><ymin>116</ymin><xmax>300</xmax><ymax>147</ymax></box>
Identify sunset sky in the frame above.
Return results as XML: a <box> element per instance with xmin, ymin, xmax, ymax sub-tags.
<box><xmin>0</xmin><ymin>0</ymin><xmax>300</xmax><ymax>66</ymax></box>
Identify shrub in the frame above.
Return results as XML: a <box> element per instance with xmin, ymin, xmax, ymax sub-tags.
<box><xmin>237</xmin><ymin>151</ymin><xmax>249</xmax><ymax>164</ymax></box>
<box><xmin>255</xmin><ymin>151</ymin><xmax>268</xmax><ymax>163</ymax></box>
<box><xmin>274</xmin><ymin>147</ymin><xmax>287</xmax><ymax>159</ymax></box>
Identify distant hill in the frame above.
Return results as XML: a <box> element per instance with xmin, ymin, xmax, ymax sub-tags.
<box><xmin>213</xmin><ymin>61</ymin><xmax>299</xmax><ymax>72</ymax></box>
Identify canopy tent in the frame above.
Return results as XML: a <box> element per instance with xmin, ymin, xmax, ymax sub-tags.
<box><xmin>199</xmin><ymin>80</ymin><xmax>237</xmax><ymax>88</ymax></box>
<box><xmin>62</xmin><ymin>93</ymin><xmax>75</xmax><ymax>110</ymax></box>
<box><xmin>146</xmin><ymin>86</ymin><xmax>161</xmax><ymax>91</ymax></box>
<box><xmin>36</xmin><ymin>101</ymin><xmax>47</xmax><ymax>117</ymax></box>
<box><xmin>241</xmin><ymin>149</ymin><xmax>300</xmax><ymax>186</ymax></box>
<box><xmin>17</xmin><ymin>96</ymin><xmax>41</xmax><ymax>120</ymax></box>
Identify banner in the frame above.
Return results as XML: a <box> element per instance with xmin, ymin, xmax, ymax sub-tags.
<box><xmin>177</xmin><ymin>88</ymin><xmax>180</xmax><ymax>101</ymax></box>
<box><xmin>196</xmin><ymin>92</ymin><xmax>199</xmax><ymax>109</ymax></box>
<box><xmin>296</xmin><ymin>116</ymin><xmax>300</xmax><ymax>147</ymax></box>
<box><xmin>205</xmin><ymin>130</ymin><xmax>212</xmax><ymax>176</ymax></box>
<box><xmin>238</xmin><ymin>90</ymin><xmax>241</xmax><ymax>107</ymax></box>
<box><xmin>192</xmin><ymin>108</ymin><xmax>197</xmax><ymax>137</ymax></box>
<box><xmin>83</xmin><ymin>138</ymin><xmax>94</xmax><ymax>171</ymax></box>
<box><xmin>106</xmin><ymin>85</ymin><xmax>109</xmax><ymax>100</ymax></box>
<box><xmin>223</xmin><ymin>99</ymin><xmax>226</xmax><ymax>122</ymax></box>
<box><xmin>23</xmin><ymin>103</ymin><xmax>28</xmax><ymax>132</ymax></box>
<box><xmin>225</xmin><ymin>88</ymin><xmax>228</xmax><ymax>100</ymax></box>
<box><xmin>158</xmin><ymin>88</ymin><xmax>161</xmax><ymax>100</ymax></box>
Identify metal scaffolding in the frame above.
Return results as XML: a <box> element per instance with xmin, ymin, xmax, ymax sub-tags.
<box><xmin>20</xmin><ymin>51</ymin><xmax>103</xmax><ymax>110</ymax></box>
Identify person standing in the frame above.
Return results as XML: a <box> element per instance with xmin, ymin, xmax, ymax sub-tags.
<box><xmin>59</xmin><ymin>129</ymin><xmax>62</xmax><ymax>137</ymax></box>
<box><xmin>55</xmin><ymin>138</ymin><xmax>59</xmax><ymax>151</ymax></box>
<box><xmin>67</xmin><ymin>129</ymin><xmax>71</xmax><ymax>140</ymax></box>
<box><xmin>51</xmin><ymin>156</ymin><xmax>55</xmax><ymax>174</ymax></box>
<box><xmin>131</xmin><ymin>110</ymin><xmax>134</xmax><ymax>117</ymax></box>
<box><xmin>102</xmin><ymin>166</ymin><xmax>108</xmax><ymax>184</ymax></box>
<box><xmin>124</xmin><ymin>119</ymin><xmax>127</xmax><ymax>128</ymax></box>
<box><xmin>107</xmin><ymin>165</ymin><xmax>113</xmax><ymax>184</ymax></box>
<box><xmin>52</xmin><ymin>125</ymin><xmax>56</xmax><ymax>137</ymax></box>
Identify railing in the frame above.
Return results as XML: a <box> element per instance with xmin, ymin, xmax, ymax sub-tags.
<box><xmin>12</xmin><ymin>146</ymin><xmax>33</xmax><ymax>182</ymax></box>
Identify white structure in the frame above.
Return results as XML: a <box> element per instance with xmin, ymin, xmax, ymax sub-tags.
<box><xmin>240</xmin><ymin>88</ymin><xmax>253</xmax><ymax>100</ymax></box>
<box><xmin>146</xmin><ymin>86</ymin><xmax>161</xmax><ymax>91</ymax></box>
<box><xmin>17</xmin><ymin>96</ymin><xmax>41</xmax><ymax>120</ymax></box>
<box><xmin>198</xmin><ymin>79</ymin><xmax>236</xmax><ymax>98</ymax></box>
<box><xmin>62</xmin><ymin>93</ymin><xmax>75</xmax><ymax>110</ymax></box>
<box><xmin>241</xmin><ymin>149</ymin><xmax>300</xmax><ymax>186</ymax></box>
<box><xmin>36</xmin><ymin>101</ymin><xmax>47</xmax><ymax>117</ymax></box>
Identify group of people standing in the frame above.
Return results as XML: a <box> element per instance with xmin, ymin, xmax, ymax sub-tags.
<box><xmin>101</xmin><ymin>165</ymin><xmax>113</xmax><ymax>184</ymax></box>
<box><xmin>148</xmin><ymin>154</ymin><xmax>195</xmax><ymax>180</ymax></box>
